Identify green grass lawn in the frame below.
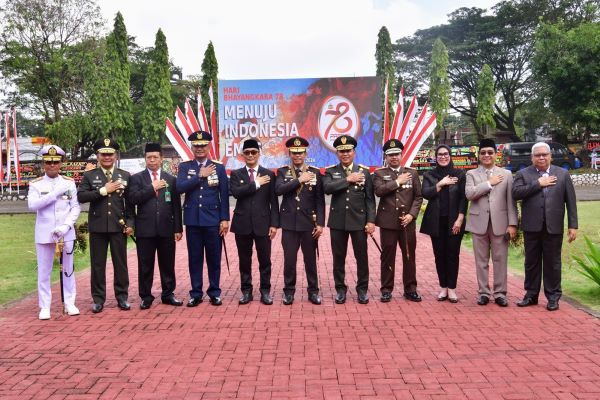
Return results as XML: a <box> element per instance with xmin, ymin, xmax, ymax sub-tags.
<box><xmin>462</xmin><ymin>201</ymin><xmax>600</xmax><ymax>312</ymax></box>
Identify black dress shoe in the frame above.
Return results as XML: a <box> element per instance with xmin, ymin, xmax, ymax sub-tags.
<box><xmin>477</xmin><ymin>295</ymin><xmax>490</xmax><ymax>305</ymax></box>
<box><xmin>357</xmin><ymin>291</ymin><xmax>369</xmax><ymax>304</ymax></box>
<box><xmin>187</xmin><ymin>297</ymin><xmax>203</xmax><ymax>307</ymax></box>
<box><xmin>282</xmin><ymin>294</ymin><xmax>294</xmax><ymax>305</ymax></box>
<box><xmin>517</xmin><ymin>297</ymin><xmax>538</xmax><ymax>307</ymax></box>
<box><xmin>495</xmin><ymin>297</ymin><xmax>509</xmax><ymax>307</ymax></box>
<box><xmin>335</xmin><ymin>291</ymin><xmax>346</xmax><ymax>304</ymax></box>
<box><xmin>260</xmin><ymin>293</ymin><xmax>273</xmax><ymax>305</ymax></box>
<box><xmin>209</xmin><ymin>297</ymin><xmax>222</xmax><ymax>306</ymax></box>
<box><xmin>161</xmin><ymin>295</ymin><xmax>183</xmax><ymax>306</ymax></box>
<box><xmin>117</xmin><ymin>300</ymin><xmax>131</xmax><ymax>311</ymax></box>
<box><xmin>546</xmin><ymin>300</ymin><xmax>559</xmax><ymax>311</ymax></box>
<box><xmin>91</xmin><ymin>303</ymin><xmax>103</xmax><ymax>313</ymax></box>
<box><xmin>308</xmin><ymin>293</ymin><xmax>321</xmax><ymax>305</ymax></box>
<box><xmin>140</xmin><ymin>299</ymin><xmax>152</xmax><ymax>310</ymax></box>
<box><xmin>239</xmin><ymin>292</ymin><xmax>253</xmax><ymax>305</ymax></box>
<box><xmin>380</xmin><ymin>292</ymin><xmax>392</xmax><ymax>303</ymax></box>
<box><xmin>404</xmin><ymin>292</ymin><xmax>422</xmax><ymax>302</ymax></box>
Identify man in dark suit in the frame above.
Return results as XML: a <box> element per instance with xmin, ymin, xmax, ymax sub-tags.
<box><xmin>323</xmin><ymin>135</ymin><xmax>376</xmax><ymax>304</ymax></box>
<box><xmin>373</xmin><ymin>139</ymin><xmax>423</xmax><ymax>303</ymax></box>
<box><xmin>275</xmin><ymin>137</ymin><xmax>325</xmax><ymax>305</ymax></box>
<box><xmin>128</xmin><ymin>143</ymin><xmax>183</xmax><ymax>310</ymax></box>
<box><xmin>513</xmin><ymin>142</ymin><xmax>578</xmax><ymax>311</ymax></box>
<box><xmin>77</xmin><ymin>138</ymin><xmax>134</xmax><ymax>313</ymax></box>
<box><xmin>230</xmin><ymin>139</ymin><xmax>279</xmax><ymax>305</ymax></box>
<box><xmin>176</xmin><ymin>131</ymin><xmax>230</xmax><ymax>307</ymax></box>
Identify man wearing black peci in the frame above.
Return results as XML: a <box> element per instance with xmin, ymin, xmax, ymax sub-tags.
<box><xmin>128</xmin><ymin>143</ymin><xmax>184</xmax><ymax>310</ymax></box>
<box><xmin>230</xmin><ymin>139</ymin><xmax>280</xmax><ymax>305</ymax></box>
<box><xmin>275</xmin><ymin>137</ymin><xmax>325</xmax><ymax>305</ymax></box>
<box><xmin>77</xmin><ymin>138</ymin><xmax>134</xmax><ymax>313</ymax></box>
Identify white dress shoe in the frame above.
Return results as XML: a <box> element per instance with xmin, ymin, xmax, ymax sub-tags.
<box><xmin>64</xmin><ymin>304</ymin><xmax>80</xmax><ymax>316</ymax></box>
<box><xmin>39</xmin><ymin>308</ymin><xmax>51</xmax><ymax>320</ymax></box>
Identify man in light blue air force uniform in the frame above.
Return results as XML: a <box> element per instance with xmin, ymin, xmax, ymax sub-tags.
<box><xmin>28</xmin><ymin>145</ymin><xmax>81</xmax><ymax>320</ymax></box>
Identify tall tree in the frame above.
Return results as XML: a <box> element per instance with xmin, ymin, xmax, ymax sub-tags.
<box><xmin>533</xmin><ymin>20</ymin><xmax>600</xmax><ymax>136</ymax></box>
<box><xmin>0</xmin><ymin>0</ymin><xmax>103</xmax><ymax>122</ymax></box>
<box><xmin>89</xmin><ymin>12</ymin><xmax>134</xmax><ymax>149</ymax></box>
<box><xmin>375</xmin><ymin>26</ymin><xmax>396</xmax><ymax>129</ymax></box>
<box><xmin>200</xmin><ymin>41</ymin><xmax>218</xmax><ymax>132</ymax></box>
<box><xmin>476</xmin><ymin>64</ymin><xmax>496</xmax><ymax>138</ymax></box>
<box><xmin>429</xmin><ymin>38</ymin><xmax>451</xmax><ymax>135</ymax></box>
<box><xmin>139</xmin><ymin>29</ymin><xmax>173</xmax><ymax>142</ymax></box>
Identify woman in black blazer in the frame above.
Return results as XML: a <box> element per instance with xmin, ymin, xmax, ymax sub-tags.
<box><xmin>420</xmin><ymin>145</ymin><xmax>468</xmax><ymax>303</ymax></box>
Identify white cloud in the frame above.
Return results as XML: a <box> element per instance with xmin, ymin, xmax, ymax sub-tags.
<box><xmin>98</xmin><ymin>0</ymin><xmax>497</xmax><ymax>79</ymax></box>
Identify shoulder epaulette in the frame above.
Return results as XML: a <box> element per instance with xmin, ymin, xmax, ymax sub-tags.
<box><xmin>30</xmin><ymin>177</ymin><xmax>43</xmax><ymax>183</ymax></box>
<box><xmin>375</xmin><ymin>166</ymin><xmax>387</xmax><ymax>171</ymax></box>
<box><xmin>358</xmin><ymin>164</ymin><xmax>369</xmax><ymax>170</ymax></box>
<box><xmin>61</xmin><ymin>176</ymin><xmax>74</xmax><ymax>181</ymax></box>
<box><xmin>211</xmin><ymin>159</ymin><xmax>223</xmax><ymax>164</ymax></box>
<box><xmin>324</xmin><ymin>164</ymin><xmax>336</xmax><ymax>169</ymax></box>
<box><xmin>280</xmin><ymin>165</ymin><xmax>290</xmax><ymax>169</ymax></box>
<box><xmin>308</xmin><ymin>166</ymin><xmax>320</xmax><ymax>171</ymax></box>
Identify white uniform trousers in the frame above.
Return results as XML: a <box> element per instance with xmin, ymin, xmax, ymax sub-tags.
<box><xmin>36</xmin><ymin>242</ymin><xmax>77</xmax><ymax>309</ymax></box>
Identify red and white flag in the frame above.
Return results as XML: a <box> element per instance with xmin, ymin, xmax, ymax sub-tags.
<box><xmin>397</xmin><ymin>95</ymin><xmax>418</xmax><ymax>143</ymax></box>
<box><xmin>403</xmin><ymin>102</ymin><xmax>428</xmax><ymax>152</ymax></box>
<box><xmin>174</xmin><ymin>106</ymin><xmax>193</xmax><ymax>141</ymax></box>
<box><xmin>184</xmin><ymin>99</ymin><xmax>201</xmax><ymax>132</ymax></box>
<box><xmin>382</xmin><ymin>77</ymin><xmax>390</xmax><ymax>143</ymax></box>
<box><xmin>401</xmin><ymin>112</ymin><xmax>437</xmax><ymax>167</ymax></box>
<box><xmin>0</xmin><ymin>114</ymin><xmax>4</xmax><ymax>184</ymax></box>
<box><xmin>389</xmin><ymin>86</ymin><xmax>405</xmax><ymax>142</ymax></box>
<box><xmin>12</xmin><ymin>108</ymin><xmax>21</xmax><ymax>184</ymax></box>
<box><xmin>197</xmin><ymin>91</ymin><xmax>209</xmax><ymax>132</ymax></box>
<box><xmin>208</xmin><ymin>81</ymin><xmax>219</xmax><ymax>160</ymax></box>
<box><xmin>165</xmin><ymin>118</ymin><xmax>193</xmax><ymax>161</ymax></box>
<box><xmin>4</xmin><ymin>112</ymin><xmax>11</xmax><ymax>185</ymax></box>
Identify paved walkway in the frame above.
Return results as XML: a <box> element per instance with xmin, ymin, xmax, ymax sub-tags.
<box><xmin>1</xmin><ymin>229</ymin><xmax>599</xmax><ymax>400</ymax></box>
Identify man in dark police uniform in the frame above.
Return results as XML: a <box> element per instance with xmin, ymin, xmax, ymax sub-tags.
<box><xmin>323</xmin><ymin>135</ymin><xmax>376</xmax><ymax>304</ymax></box>
<box><xmin>128</xmin><ymin>143</ymin><xmax>183</xmax><ymax>310</ymax></box>
<box><xmin>176</xmin><ymin>131</ymin><xmax>229</xmax><ymax>306</ymax></box>
<box><xmin>275</xmin><ymin>137</ymin><xmax>325</xmax><ymax>305</ymax></box>
<box><xmin>373</xmin><ymin>139</ymin><xmax>423</xmax><ymax>303</ymax></box>
<box><xmin>230</xmin><ymin>139</ymin><xmax>279</xmax><ymax>305</ymax></box>
<box><xmin>77</xmin><ymin>138</ymin><xmax>134</xmax><ymax>313</ymax></box>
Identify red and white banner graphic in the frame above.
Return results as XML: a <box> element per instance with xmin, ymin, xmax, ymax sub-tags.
<box><xmin>164</xmin><ymin>118</ymin><xmax>193</xmax><ymax>161</ymax></box>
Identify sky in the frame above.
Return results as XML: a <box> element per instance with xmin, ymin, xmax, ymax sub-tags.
<box><xmin>98</xmin><ymin>0</ymin><xmax>498</xmax><ymax>80</ymax></box>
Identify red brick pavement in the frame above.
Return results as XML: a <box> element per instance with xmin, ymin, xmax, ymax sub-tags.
<box><xmin>1</xmin><ymin>228</ymin><xmax>599</xmax><ymax>399</ymax></box>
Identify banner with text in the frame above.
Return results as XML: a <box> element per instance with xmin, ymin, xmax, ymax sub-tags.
<box><xmin>218</xmin><ymin>77</ymin><xmax>382</xmax><ymax>170</ymax></box>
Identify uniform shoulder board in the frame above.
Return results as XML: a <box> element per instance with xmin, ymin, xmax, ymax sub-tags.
<box><xmin>61</xmin><ymin>176</ymin><xmax>74</xmax><ymax>181</ymax></box>
<box><xmin>308</xmin><ymin>166</ymin><xmax>320</xmax><ymax>171</ymax></box>
<box><xmin>358</xmin><ymin>164</ymin><xmax>369</xmax><ymax>170</ymax></box>
<box><xmin>30</xmin><ymin>177</ymin><xmax>43</xmax><ymax>183</ymax></box>
<box><xmin>374</xmin><ymin>166</ymin><xmax>387</xmax><ymax>171</ymax></box>
<box><xmin>280</xmin><ymin>165</ymin><xmax>290</xmax><ymax>170</ymax></box>
<box><xmin>324</xmin><ymin>164</ymin><xmax>336</xmax><ymax>169</ymax></box>
<box><xmin>211</xmin><ymin>159</ymin><xmax>223</xmax><ymax>164</ymax></box>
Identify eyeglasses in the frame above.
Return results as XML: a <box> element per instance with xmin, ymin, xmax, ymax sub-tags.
<box><xmin>533</xmin><ymin>153</ymin><xmax>550</xmax><ymax>157</ymax></box>
<box><xmin>437</xmin><ymin>153</ymin><xmax>450</xmax><ymax>158</ymax></box>
<box><xmin>44</xmin><ymin>161</ymin><xmax>61</xmax><ymax>165</ymax></box>
<box><xmin>480</xmin><ymin>150</ymin><xmax>495</xmax><ymax>156</ymax></box>
<box><xmin>243</xmin><ymin>150</ymin><xmax>259</xmax><ymax>156</ymax></box>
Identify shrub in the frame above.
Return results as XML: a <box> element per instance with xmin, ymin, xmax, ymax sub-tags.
<box><xmin>572</xmin><ymin>236</ymin><xmax>600</xmax><ymax>288</ymax></box>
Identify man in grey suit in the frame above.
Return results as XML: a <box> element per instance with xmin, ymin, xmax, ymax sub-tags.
<box><xmin>465</xmin><ymin>138</ymin><xmax>517</xmax><ymax>307</ymax></box>
<box><xmin>513</xmin><ymin>142</ymin><xmax>578</xmax><ymax>311</ymax></box>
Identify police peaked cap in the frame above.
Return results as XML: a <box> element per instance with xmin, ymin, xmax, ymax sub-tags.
<box><xmin>188</xmin><ymin>131</ymin><xmax>212</xmax><ymax>145</ymax></box>
<box><xmin>383</xmin><ymin>139</ymin><xmax>404</xmax><ymax>155</ymax></box>
<box><xmin>333</xmin><ymin>135</ymin><xmax>357</xmax><ymax>151</ymax></box>
<box><xmin>285</xmin><ymin>137</ymin><xmax>309</xmax><ymax>153</ymax></box>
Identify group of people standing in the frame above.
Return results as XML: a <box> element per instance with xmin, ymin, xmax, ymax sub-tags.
<box><xmin>29</xmin><ymin>133</ymin><xmax>578</xmax><ymax>320</ymax></box>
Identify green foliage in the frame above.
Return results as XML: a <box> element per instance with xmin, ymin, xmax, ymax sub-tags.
<box><xmin>429</xmin><ymin>38</ymin><xmax>451</xmax><ymax>131</ymax></box>
<box><xmin>139</xmin><ymin>29</ymin><xmax>173</xmax><ymax>142</ymax></box>
<box><xmin>533</xmin><ymin>21</ymin><xmax>600</xmax><ymax>132</ymax></box>
<box><xmin>375</xmin><ymin>26</ymin><xmax>396</xmax><ymax>129</ymax></box>
<box><xmin>200</xmin><ymin>41</ymin><xmax>218</xmax><ymax>132</ymax></box>
<box><xmin>0</xmin><ymin>0</ymin><xmax>103</xmax><ymax>122</ymax></box>
<box><xmin>476</xmin><ymin>64</ymin><xmax>496</xmax><ymax>138</ymax></box>
<box><xmin>572</xmin><ymin>236</ymin><xmax>600</xmax><ymax>288</ymax></box>
<box><xmin>89</xmin><ymin>12</ymin><xmax>134</xmax><ymax>150</ymax></box>
<box><xmin>45</xmin><ymin>113</ymin><xmax>94</xmax><ymax>153</ymax></box>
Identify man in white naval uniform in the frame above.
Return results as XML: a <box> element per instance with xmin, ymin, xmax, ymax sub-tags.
<box><xmin>28</xmin><ymin>145</ymin><xmax>81</xmax><ymax>320</ymax></box>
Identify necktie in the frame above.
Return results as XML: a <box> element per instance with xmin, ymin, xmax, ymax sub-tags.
<box><xmin>106</xmin><ymin>170</ymin><xmax>112</xmax><ymax>181</ymax></box>
<box><xmin>249</xmin><ymin>168</ymin><xmax>255</xmax><ymax>182</ymax></box>
<box><xmin>345</xmin><ymin>167</ymin><xmax>351</xmax><ymax>176</ymax></box>
<box><xmin>152</xmin><ymin>171</ymin><xmax>158</xmax><ymax>197</ymax></box>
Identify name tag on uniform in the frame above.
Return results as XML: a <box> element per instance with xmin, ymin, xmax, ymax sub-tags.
<box><xmin>383</xmin><ymin>175</ymin><xmax>392</xmax><ymax>181</ymax></box>
<box><xmin>332</xmin><ymin>172</ymin><xmax>342</xmax><ymax>178</ymax></box>
<box><xmin>92</xmin><ymin>179</ymin><xmax>102</xmax><ymax>184</ymax></box>
<box><xmin>187</xmin><ymin>169</ymin><xmax>195</xmax><ymax>179</ymax></box>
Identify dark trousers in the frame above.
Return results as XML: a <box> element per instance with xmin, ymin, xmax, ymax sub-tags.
<box><xmin>380</xmin><ymin>223</ymin><xmax>417</xmax><ymax>293</ymax></box>
<box><xmin>431</xmin><ymin>217</ymin><xmax>463</xmax><ymax>289</ymax></box>
<box><xmin>186</xmin><ymin>225</ymin><xmax>221</xmax><ymax>299</ymax></box>
<box><xmin>235</xmin><ymin>233</ymin><xmax>272</xmax><ymax>294</ymax></box>
<box><xmin>330</xmin><ymin>229</ymin><xmax>369</xmax><ymax>293</ymax></box>
<box><xmin>524</xmin><ymin>226</ymin><xmax>564</xmax><ymax>301</ymax></box>
<box><xmin>282</xmin><ymin>229</ymin><xmax>319</xmax><ymax>296</ymax></box>
<box><xmin>89</xmin><ymin>232</ymin><xmax>129</xmax><ymax>304</ymax></box>
<box><xmin>136</xmin><ymin>236</ymin><xmax>176</xmax><ymax>302</ymax></box>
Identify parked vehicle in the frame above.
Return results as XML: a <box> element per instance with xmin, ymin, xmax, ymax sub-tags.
<box><xmin>501</xmin><ymin>142</ymin><xmax>578</xmax><ymax>171</ymax></box>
